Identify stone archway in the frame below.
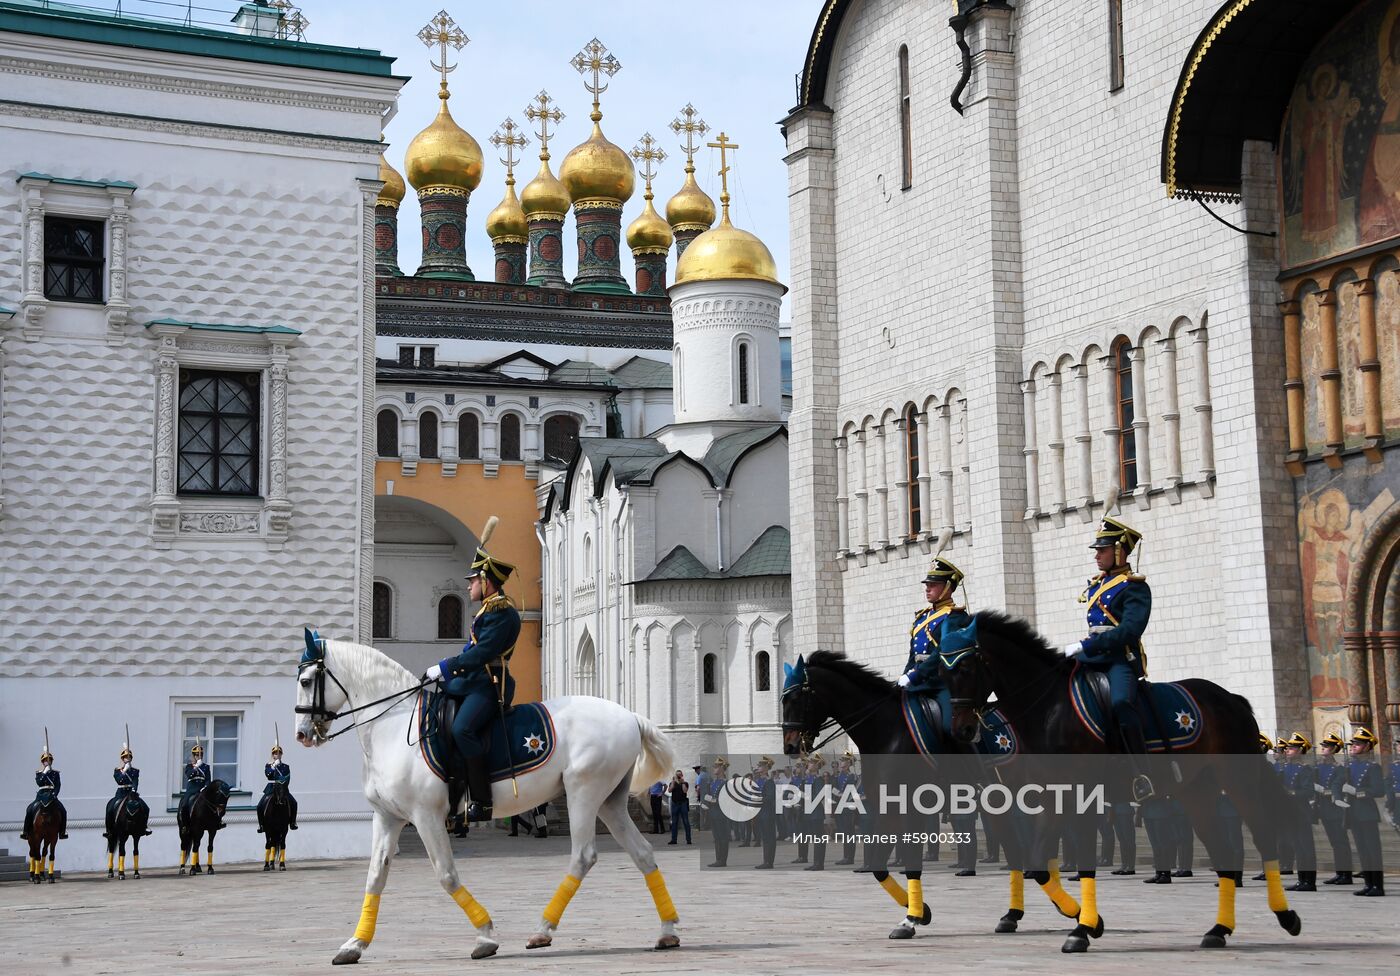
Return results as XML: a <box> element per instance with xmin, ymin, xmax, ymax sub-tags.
<box><xmin>1344</xmin><ymin>498</ymin><xmax>1400</xmax><ymax>752</ymax></box>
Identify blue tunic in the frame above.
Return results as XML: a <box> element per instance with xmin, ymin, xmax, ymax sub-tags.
<box><xmin>1344</xmin><ymin>759</ymin><xmax>1384</xmax><ymax>824</ymax></box>
<box><xmin>440</xmin><ymin>594</ymin><xmax>522</xmax><ymax>758</ymax></box>
<box><xmin>1075</xmin><ymin>572</ymin><xmax>1152</xmax><ymax>730</ymax></box>
<box><xmin>263</xmin><ymin>761</ymin><xmax>290</xmax><ymax>796</ymax></box>
<box><xmin>113</xmin><ymin>765</ymin><xmax>139</xmax><ymax>796</ymax></box>
<box><xmin>182</xmin><ymin>761</ymin><xmax>211</xmax><ymax>798</ymax></box>
<box><xmin>33</xmin><ymin>768</ymin><xmax>60</xmax><ymax>806</ymax></box>
<box><xmin>1314</xmin><ymin>763</ymin><xmax>1346</xmax><ymax>823</ymax></box>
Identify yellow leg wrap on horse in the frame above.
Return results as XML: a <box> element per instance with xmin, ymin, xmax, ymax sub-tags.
<box><xmin>49</xmin><ymin>857</ymin><xmax>55</xmax><ymax>875</ymax></box>
<box><xmin>179</xmin><ymin>850</ymin><xmax>187</xmax><ymax>867</ymax></box>
<box><xmin>452</xmin><ymin>885</ymin><xmax>491</xmax><ymax>928</ymax></box>
<box><xmin>133</xmin><ymin>855</ymin><xmax>139</xmax><ymax>872</ymax></box>
<box><xmin>1041</xmin><ymin>875</ymin><xmax>1080</xmax><ymax>917</ymax></box>
<box><xmin>878</xmin><ymin>874</ymin><xmax>909</xmax><ymax>906</ymax></box>
<box><xmin>108</xmin><ymin>852</ymin><xmax>114</xmax><ymax>871</ymax></box>
<box><xmin>1078</xmin><ymin>877</ymin><xmax>1099</xmax><ymax>929</ymax></box>
<box><xmin>543</xmin><ymin>874</ymin><xmax>582</xmax><ymax>927</ymax></box>
<box><xmin>1264</xmin><ymin>860</ymin><xmax>1288</xmax><ymax>912</ymax></box>
<box><xmin>644</xmin><ymin>868</ymin><xmax>679</xmax><ymax>923</ymax></box>
<box><xmin>353</xmin><ymin>893</ymin><xmax>381</xmax><ymax>944</ymax></box>
<box><xmin>906</xmin><ymin>878</ymin><xmax>924</xmax><ymax>919</ymax></box>
<box><xmin>118</xmin><ymin>855</ymin><xmax>125</xmax><ymax>874</ymax></box>
<box><xmin>191</xmin><ymin>851</ymin><xmax>199</xmax><ymax>866</ymax></box>
<box><xmin>1049</xmin><ymin>857</ymin><xmax>1061</xmax><ymax>884</ymax></box>
<box><xmin>1010</xmin><ymin>869</ymin><xmax>1025</xmax><ymax>913</ymax></box>
<box><xmin>1216</xmin><ymin>877</ymin><xmax>1237</xmax><ymax>931</ymax></box>
<box><xmin>280</xmin><ymin>849</ymin><xmax>286</xmax><ymax>865</ymax></box>
<box><xmin>207</xmin><ymin>853</ymin><xmax>213</xmax><ymax>870</ymax></box>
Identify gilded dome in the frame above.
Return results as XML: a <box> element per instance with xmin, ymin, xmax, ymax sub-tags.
<box><xmin>377</xmin><ymin>151</ymin><xmax>406</xmax><ymax>208</ymax></box>
<box><xmin>521</xmin><ymin>157</ymin><xmax>570</xmax><ymax>219</ymax></box>
<box><xmin>560</xmin><ymin>117</ymin><xmax>635</xmax><ymax>204</ymax></box>
<box><xmin>665</xmin><ymin>166</ymin><xmax>716</xmax><ymax>231</ymax></box>
<box><xmin>485</xmin><ymin>179</ymin><xmax>528</xmax><ymax>242</ymax></box>
<box><xmin>626</xmin><ymin>193</ymin><xmax>673</xmax><ymax>252</ymax></box>
<box><xmin>404</xmin><ymin>93</ymin><xmax>483</xmax><ymax>194</ymax></box>
<box><xmin>673</xmin><ymin>213</ymin><xmax>785</xmax><ymax>290</ymax></box>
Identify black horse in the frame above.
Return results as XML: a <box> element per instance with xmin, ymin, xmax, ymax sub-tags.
<box><xmin>179</xmin><ymin>780</ymin><xmax>231</xmax><ymax>876</ymax></box>
<box><xmin>781</xmin><ymin>651</ymin><xmax>1081</xmax><ymax>940</ymax></box>
<box><xmin>941</xmin><ymin>611</ymin><xmax>1302</xmax><ymax>952</ymax></box>
<box><xmin>105</xmin><ymin>793</ymin><xmax>151</xmax><ymax>879</ymax></box>
<box><xmin>257</xmin><ymin>782</ymin><xmax>291</xmax><ymax>872</ymax></box>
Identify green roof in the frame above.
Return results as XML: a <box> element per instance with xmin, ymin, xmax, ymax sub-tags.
<box><xmin>609</xmin><ymin>356</ymin><xmax>673</xmax><ymax>389</ymax></box>
<box><xmin>18</xmin><ymin>172</ymin><xmax>136</xmax><ymax>190</ymax></box>
<box><xmin>644</xmin><ymin>546</ymin><xmax>712</xmax><ymax>582</ymax></box>
<box><xmin>727</xmin><ymin>526</ymin><xmax>791</xmax><ymax>577</ymax></box>
<box><xmin>703</xmin><ymin>424</ymin><xmax>785</xmax><ymax>484</ymax></box>
<box><xmin>145</xmin><ymin>318</ymin><xmax>300</xmax><ymax>335</ymax></box>
<box><xmin>0</xmin><ymin>1</ymin><xmax>399</xmax><ymax>78</ymax></box>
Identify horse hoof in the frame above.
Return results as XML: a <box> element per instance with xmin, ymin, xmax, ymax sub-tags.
<box><xmin>526</xmin><ymin>935</ymin><xmax>552</xmax><ymax>949</ymax></box>
<box><xmin>1061</xmin><ymin>935</ymin><xmax>1089</xmax><ymax>954</ymax></box>
<box><xmin>995</xmin><ymin>912</ymin><xmax>1021</xmax><ymax>934</ymax></box>
<box><xmin>1201</xmin><ymin>933</ymin><xmax>1228</xmax><ymax>949</ymax></box>
<box><xmin>278</xmin><ymin>864</ymin><xmax>286</xmax><ymax>872</ymax></box>
<box><xmin>1276</xmin><ymin>910</ymin><xmax>1302</xmax><ymax>937</ymax></box>
<box><xmin>206</xmin><ymin>867</ymin><xmax>215</xmax><ymax>875</ymax></box>
<box><xmin>178</xmin><ymin>867</ymin><xmax>186</xmax><ymax>876</ymax></box>
<box><xmin>888</xmin><ymin>923</ymin><xmax>915</xmax><ymax>940</ymax></box>
<box><xmin>470</xmin><ymin>940</ymin><xmax>499</xmax><ymax>960</ymax></box>
<box><xmin>119</xmin><ymin>872</ymin><xmax>126</xmax><ymax>880</ymax></box>
<box><xmin>918</xmin><ymin>903</ymin><xmax>933</xmax><ymax>926</ymax></box>
<box><xmin>331</xmin><ymin>948</ymin><xmax>361</xmax><ymax>965</ymax></box>
<box><xmin>108</xmin><ymin>870</ymin><xmax>114</xmax><ymax>879</ymax></box>
<box><xmin>48</xmin><ymin>876</ymin><xmax>56</xmax><ymax>884</ymax></box>
<box><xmin>654</xmin><ymin>934</ymin><xmax>681</xmax><ymax>950</ymax></box>
<box><xmin>133</xmin><ymin>872</ymin><xmax>141</xmax><ymax>879</ymax></box>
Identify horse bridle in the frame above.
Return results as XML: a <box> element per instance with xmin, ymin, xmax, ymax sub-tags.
<box><xmin>782</xmin><ymin>670</ymin><xmax>895</xmax><ymax>754</ymax></box>
<box><xmin>296</xmin><ymin>648</ymin><xmax>426</xmax><ymax>742</ymax></box>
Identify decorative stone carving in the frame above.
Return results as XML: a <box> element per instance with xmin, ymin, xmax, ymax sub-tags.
<box><xmin>179</xmin><ymin>513</ymin><xmax>260</xmax><ymax>534</ymax></box>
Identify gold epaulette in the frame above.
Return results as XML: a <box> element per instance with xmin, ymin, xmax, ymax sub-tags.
<box><xmin>482</xmin><ymin>593</ymin><xmax>516</xmax><ymax>612</ymax></box>
<box><xmin>1128</xmin><ymin>574</ymin><xmax>1147</xmax><ymax>583</ymax></box>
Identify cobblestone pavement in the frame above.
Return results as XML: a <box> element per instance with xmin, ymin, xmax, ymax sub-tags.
<box><xmin>2</xmin><ymin>828</ymin><xmax>1396</xmax><ymax>975</ymax></box>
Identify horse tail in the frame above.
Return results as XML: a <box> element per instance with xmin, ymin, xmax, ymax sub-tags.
<box><xmin>629</xmin><ymin>713</ymin><xmax>674</xmax><ymax>795</ymax></box>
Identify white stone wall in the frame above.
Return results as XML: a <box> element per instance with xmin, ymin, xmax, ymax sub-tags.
<box><xmin>669</xmin><ymin>278</ymin><xmax>784</xmax><ymax>426</ymax></box>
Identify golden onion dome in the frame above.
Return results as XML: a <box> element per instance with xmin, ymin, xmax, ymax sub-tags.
<box><xmin>626</xmin><ymin>192</ymin><xmax>673</xmax><ymax>252</ymax></box>
<box><xmin>404</xmin><ymin>92</ymin><xmax>483</xmax><ymax>194</ymax></box>
<box><xmin>665</xmin><ymin>166</ymin><xmax>716</xmax><ymax>231</ymax></box>
<box><xmin>560</xmin><ymin>116</ymin><xmax>635</xmax><ymax>204</ymax></box>
<box><xmin>377</xmin><ymin>151</ymin><xmax>406</xmax><ymax>208</ymax></box>
<box><xmin>485</xmin><ymin>178</ymin><xmax>528</xmax><ymax>243</ymax></box>
<box><xmin>521</xmin><ymin>157</ymin><xmax>570</xmax><ymax>219</ymax></box>
<box><xmin>673</xmin><ymin>212</ymin><xmax>785</xmax><ymax>291</ymax></box>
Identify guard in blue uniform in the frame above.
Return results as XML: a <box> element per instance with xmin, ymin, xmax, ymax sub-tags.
<box><xmin>833</xmin><ymin>752</ymin><xmax>860</xmax><ymax>866</ymax></box>
<box><xmin>179</xmin><ymin>742</ymin><xmax>215</xmax><ymax>828</ymax></box>
<box><xmin>105</xmin><ymin>743</ymin><xmax>140</xmax><ymax>839</ymax></box>
<box><xmin>1314</xmin><ymin>731</ymin><xmax>1354</xmax><ymax>885</ymax></box>
<box><xmin>423</xmin><ymin>519</ymin><xmax>521</xmax><ymax>825</ymax></box>
<box><xmin>1280</xmin><ymin>731</ymin><xmax>1318</xmax><ymax>890</ymax></box>
<box><xmin>703</xmin><ymin>757</ymin><xmax>730</xmax><ymax>867</ymax></box>
<box><xmin>896</xmin><ymin>557</ymin><xmax>973</xmax><ymax>731</ymax></box>
<box><xmin>1343</xmin><ymin>727</ymin><xmax>1386</xmax><ymax>896</ymax></box>
<box><xmin>1065</xmin><ymin>517</ymin><xmax>1154</xmax><ymax>802</ymax></box>
<box><xmin>753</xmin><ymin>757</ymin><xmax>778</xmax><ymax>869</ymax></box>
<box><xmin>21</xmin><ymin>749</ymin><xmax>67</xmax><ymax>840</ymax></box>
<box><xmin>257</xmin><ymin>743</ymin><xmax>298</xmax><ymax>831</ymax></box>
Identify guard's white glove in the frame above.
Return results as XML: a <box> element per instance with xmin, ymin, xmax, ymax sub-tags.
<box><xmin>122</xmin><ymin>762</ymin><xmax>130</xmax><ymax>772</ymax></box>
<box><xmin>1342</xmin><ymin>783</ymin><xmax>1357</xmax><ymax>796</ymax></box>
<box><xmin>424</xmin><ymin>664</ymin><xmax>443</xmax><ymax>682</ymax></box>
<box><xmin>896</xmin><ymin>673</ymin><xmax>912</xmax><ymax>688</ymax></box>
<box><xmin>1062</xmin><ymin>641</ymin><xmax>1084</xmax><ymax>656</ymax></box>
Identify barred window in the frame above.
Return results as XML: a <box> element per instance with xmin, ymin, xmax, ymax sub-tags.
<box><xmin>437</xmin><ymin>594</ymin><xmax>463</xmax><ymax>640</ymax></box>
<box><xmin>755</xmin><ymin>651</ymin><xmax>771</xmax><ymax>692</ymax></box>
<box><xmin>543</xmin><ymin>414</ymin><xmax>580</xmax><ymax>464</ymax></box>
<box><xmin>420</xmin><ymin>412</ymin><xmax>439</xmax><ymax>459</ymax></box>
<box><xmin>1114</xmin><ymin>337</ymin><xmax>1138</xmax><ymax>492</ymax></box>
<box><xmin>372</xmin><ymin>582</ymin><xmax>392</xmax><ymax>640</ymax></box>
<box><xmin>459</xmin><ymin>414</ymin><xmax>480</xmax><ymax>459</ymax></box>
<box><xmin>44</xmin><ymin>216</ymin><xmax>104</xmax><ymax>303</ymax></box>
<box><xmin>702</xmin><ymin>653</ymin><xmax>717</xmax><ymax>694</ymax></box>
<box><xmin>178</xmin><ymin>370</ymin><xmax>259</xmax><ymax>496</ymax></box>
<box><xmin>737</xmin><ymin>341</ymin><xmax>751</xmax><ymax>405</ymax></box>
<box><xmin>376</xmin><ymin>409</ymin><xmax>399</xmax><ymax>457</ymax></box>
<box><xmin>397</xmin><ymin>346</ymin><xmax>415</xmax><ymax>367</ymax></box>
<box><xmin>500</xmin><ymin>413</ymin><xmax>521</xmax><ymax>461</ymax></box>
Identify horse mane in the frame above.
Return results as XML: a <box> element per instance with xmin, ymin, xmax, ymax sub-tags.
<box><xmin>973</xmin><ymin>610</ymin><xmax>1067</xmax><ymax>670</ymax></box>
<box><xmin>327</xmin><ymin>638</ymin><xmax>416</xmax><ymax>699</ymax></box>
<box><xmin>807</xmin><ymin>649</ymin><xmax>895</xmax><ymax>696</ymax></box>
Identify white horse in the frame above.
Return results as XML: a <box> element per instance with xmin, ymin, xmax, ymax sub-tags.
<box><xmin>293</xmin><ymin>634</ymin><xmax>681</xmax><ymax>964</ymax></box>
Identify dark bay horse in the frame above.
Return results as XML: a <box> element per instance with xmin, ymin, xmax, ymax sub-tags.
<box><xmin>106</xmin><ymin>793</ymin><xmax>151</xmax><ymax>879</ymax></box>
<box><xmin>258</xmin><ymin>782</ymin><xmax>291</xmax><ymax>872</ymax></box>
<box><xmin>941</xmin><ymin>611</ymin><xmax>1302</xmax><ymax>952</ymax></box>
<box><xmin>781</xmin><ymin>651</ymin><xmax>1084</xmax><ymax>940</ymax></box>
<box><xmin>179</xmin><ymin>780</ymin><xmax>231</xmax><ymax>876</ymax></box>
<box><xmin>27</xmin><ymin>803</ymin><xmax>63</xmax><ymax>883</ymax></box>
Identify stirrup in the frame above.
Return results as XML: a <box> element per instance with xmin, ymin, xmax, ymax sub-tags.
<box><xmin>1130</xmin><ymin>774</ymin><xmax>1154</xmax><ymax>803</ymax></box>
<box><xmin>466</xmin><ymin>801</ymin><xmax>493</xmax><ymax>823</ymax></box>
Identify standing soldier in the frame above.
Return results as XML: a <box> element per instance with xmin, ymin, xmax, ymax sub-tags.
<box><xmin>21</xmin><ymin>746</ymin><xmax>67</xmax><ymax>841</ymax></box>
<box><xmin>105</xmin><ymin>741</ymin><xmax>139</xmax><ymax>839</ymax></box>
<box><xmin>258</xmin><ymin>741</ymin><xmax>298</xmax><ymax>832</ymax></box>
<box><xmin>753</xmin><ymin>757</ymin><xmax>778</xmax><ymax>870</ymax></box>
<box><xmin>1139</xmin><ymin>794</ymin><xmax>1174</xmax><ymax>883</ymax></box>
<box><xmin>806</xmin><ymin>755</ymin><xmax>830</xmax><ymax>872</ymax></box>
<box><xmin>703</xmin><ymin>757</ymin><xmax>730</xmax><ymax>867</ymax></box>
<box><xmin>833</xmin><ymin>752</ymin><xmax>859</xmax><ymax>866</ymax></box>
<box><xmin>1281</xmin><ymin>732</ymin><xmax>1317</xmax><ymax>891</ymax></box>
<box><xmin>1314</xmin><ymin>731</ymin><xmax>1354</xmax><ymax>885</ymax></box>
<box><xmin>1342</xmin><ymin>727</ymin><xmax>1386</xmax><ymax>896</ymax></box>
<box><xmin>1064</xmin><ymin>517</ymin><xmax>1154</xmax><ymax>802</ymax></box>
<box><xmin>790</xmin><ymin>758</ymin><xmax>812</xmax><ymax>864</ymax></box>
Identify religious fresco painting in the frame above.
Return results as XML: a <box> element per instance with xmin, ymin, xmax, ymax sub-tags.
<box><xmin>1280</xmin><ymin>0</ymin><xmax>1400</xmax><ymax>270</ymax></box>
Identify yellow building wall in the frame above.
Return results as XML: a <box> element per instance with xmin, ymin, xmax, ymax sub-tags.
<box><xmin>375</xmin><ymin>459</ymin><xmax>542</xmax><ymax>703</ymax></box>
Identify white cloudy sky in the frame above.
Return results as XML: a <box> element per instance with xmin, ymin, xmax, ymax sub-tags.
<box><xmin>294</xmin><ymin>0</ymin><xmax>818</xmax><ymax>288</ymax></box>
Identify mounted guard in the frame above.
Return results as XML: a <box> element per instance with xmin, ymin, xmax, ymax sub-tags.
<box><xmin>22</xmin><ymin>737</ymin><xmax>67</xmax><ymax>842</ymax></box>
<box><xmin>1063</xmin><ymin>516</ymin><xmax>1154</xmax><ymax>801</ymax></box>
<box><xmin>258</xmin><ymin>737</ymin><xmax>298</xmax><ymax>832</ymax></box>
<box><xmin>179</xmin><ymin>741</ymin><xmax>220</xmax><ymax>829</ymax></box>
<box><xmin>105</xmin><ymin>729</ymin><xmax>151</xmax><ymax>879</ymax></box>
<box><xmin>895</xmin><ymin>556</ymin><xmax>972</xmax><ymax>734</ymax></box>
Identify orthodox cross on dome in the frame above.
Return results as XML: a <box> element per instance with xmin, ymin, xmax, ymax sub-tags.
<box><xmin>490</xmin><ymin>118</ymin><xmax>529</xmax><ymax>182</ymax></box>
<box><xmin>418</xmin><ymin>9</ymin><xmax>468</xmax><ymax>94</ymax></box>
<box><xmin>707</xmin><ymin>131</ymin><xmax>739</xmax><ymax>220</ymax></box>
<box><xmin>630</xmin><ymin>134</ymin><xmax>666</xmax><ymax>194</ymax></box>
<box><xmin>525</xmin><ymin>90</ymin><xmax>564</xmax><ymax>159</ymax></box>
<box><xmin>669</xmin><ymin>103</ymin><xmax>708</xmax><ymax>169</ymax></box>
<box><xmin>570</xmin><ymin>37</ymin><xmax>621</xmax><ymax>120</ymax></box>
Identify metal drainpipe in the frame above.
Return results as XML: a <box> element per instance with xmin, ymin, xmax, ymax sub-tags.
<box><xmin>715</xmin><ymin>490</ymin><xmax>725</xmax><ymax>572</ymax></box>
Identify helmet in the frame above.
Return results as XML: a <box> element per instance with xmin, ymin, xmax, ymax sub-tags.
<box><xmin>191</xmin><ymin>743</ymin><xmax>204</xmax><ymax>757</ymax></box>
<box><xmin>1350</xmin><ymin>726</ymin><xmax>1379</xmax><ymax>747</ymax></box>
<box><xmin>1090</xmin><ymin>516</ymin><xmax>1141</xmax><ymax>556</ymax></box>
<box><xmin>1285</xmin><ymin>731</ymin><xmax>1312</xmax><ymax>751</ymax></box>
<box><xmin>120</xmin><ymin>748</ymin><xmax>133</xmax><ymax>761</ymax></box>
<box><xmin>1319</xmin><ymin>731</ymin><xmax>1345</xmax><ymax>750</ymax></box>
<box><xmin>922</xmin><ymin>557</ymin><xmax>964</xmax><ymax>590</ymax></box>
<box><xmin>1257</xmin><ymin>732</ymin><xmax>1273</xmax><ymax>754</ymax></box>
<box><xmin>39</xmin><ymin>750</ymin><xmax>53</xmax><ymax>764</ymax></box>
<box><xmin>271</xmin><ymin>745</ymin><xmax>284</xmax><ymax>756</ymax></box>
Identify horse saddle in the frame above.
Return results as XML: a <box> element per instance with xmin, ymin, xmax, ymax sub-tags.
<box><xmin>36</xmin><ymin>793</ymin><xmax>60</xmax><ymax>810</ymax></box>
<box><xmin>1069</xmin><ymin>664</ymin><xmax>1203</xmax><ymax>751</ymax></box>
<box><xmin>118</xmin><ymin>793</ymin><xmax>147</xmax><ymax>819</ymax></box>
<box><xmin>900</xmin><ymin>690</ymin><xmax>947</xmax><ymax>758</ymax></box>
<box><xmin>416</xmin><ymin>688</ymin><xmax>556</xmax><ymax>784</ymax></box>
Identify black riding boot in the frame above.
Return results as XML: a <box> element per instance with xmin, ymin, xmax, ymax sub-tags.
<box><xmin>465</xmin><ymin>755</ymin><xmax>493</xmax><ymax>823</ymax></box>
<box><xmin>58</xmin><ymin>807</ymin><xmax>68</xmax><ymax>839</ymax></box>
<box><xmin>21</xmin><ymin>805</ymin><xmax>34</xmax><ymax>841</ymax></box>
<box><xmin>1119</xmin><ymin>724</ymin><xmax>1154</xmax><ymax>802</ymax></box>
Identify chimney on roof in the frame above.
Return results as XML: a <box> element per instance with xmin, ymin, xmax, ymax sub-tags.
<box><xmin>232</xmin><ymin>2</ymin><xmax>281</xmax><ymax>38</ymax></box>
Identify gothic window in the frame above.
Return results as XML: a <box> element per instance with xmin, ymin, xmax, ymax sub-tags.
<box><xmin>500</xmin><ymin>413</ymin><xmax>521</xmax><ymax>460</ymax></box>
<box><xmin>702</xmin><ymin>652</ymin><xmax>717</xmax><ymax>694</ymax></box>
<box><xmin>898</xmin><ymin>45</ymin><xmax>913</xmax><ymax>189</ymax></box>
<box><xmin>437</xmin><ymin>594</ymin><xmax>463</xmax><ymax>640</ymax></box>
<box><xmin>1108</xmin><ymin>0</ymin><xmax>1125</xmax><ymax>92</ymax></box>
<box><xmin>582</xmin><ymin>534</ymin><xmax>593</xmax><ymax>579</ymax></box>
<box><xmin>459</xmin><ymin>413</ymin><xmax>480</xmax><ymax>459</ymax></box>
<box><xmin>1114</xmin><ymin>337</ymin><xmax>1138</xmax><ymax>492</ymax></box>
<box><xmin>737</xmin><ymin>341</ymin><xmax>751</xmax><ymax>405</ymax></box>
<box><xmin>177</xmin><ymin>370</ymin><xmax>259</xmax><ymax>496</ymax></box>
<box><xmin>543</xmin><ymin>414</ymin><xmax>580</xmax><ymax>464</ymax></box>
<box><xmin>376</xmin><ymin>409</ymin><xmax>399</xmax><ymax>457</ymax></box>
<box><xmin>44</xmin><ymin>216</ymin><xmax>104</xmax><ymax>303</ymax></box>
<box><xmin>754</xmin><ymin>650</ymin><xmax>771</xmax><ymax>692</ymax></box>
<box><xmin>420</xmin><ymin>411</ymin><xmax>439</xmax><ymax>459</ymax></box>
<box><xmin>372</xmin><ymin>582</ymin><xmax>392</xmax><ymax>640</ymax></box>
<box><xmin>904</xmin><ymin>406</ymin><xmax>921</xmax><ymax>537</ymax></box>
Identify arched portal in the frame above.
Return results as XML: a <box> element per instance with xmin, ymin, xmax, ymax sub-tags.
<box><xmin>1345</xmin><ymin>497</ymin><xmax>1400</xmax><ymax>750</ymax></box>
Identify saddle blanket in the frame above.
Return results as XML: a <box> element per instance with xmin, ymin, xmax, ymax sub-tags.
<box><xmin>417</xmin><ymin>691</ymin><xmax>556</xmax><ymax>784</ymax></box>
<box><xmin>900</xmin><ymin>691</ymin><xmax>1018</xmax><ymax>765</ymax></box>
<box><xmin>1069</xmin><ymin>664</ymin><xmax>1203</xmax><ymax>751</ymax></box>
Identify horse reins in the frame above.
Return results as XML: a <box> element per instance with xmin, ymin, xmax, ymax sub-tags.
<box><xmin>296</xmin><ymin>656</ymin><xmax>426</xmax><ymax>742</ymax></box>
<box><xmin>783</xmin><ymin>678</ymin><xmax>897</xmax><ymax>753</ymax></box>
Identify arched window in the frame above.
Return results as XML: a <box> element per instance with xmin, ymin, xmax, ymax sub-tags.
<box><xmin>437</xmin><ymin>594</ymin><xmax>463</xmax><ymax>640</ymax></box>
<box><xmin>1114</xmin><ymin>338</ymin><xmax>1138</xmax><ymax>492</ymax></box>
<box><xmin>372</xmin><ymin>581</ymin><xmax>392</xmax><ymax>640</ymax></box>
<box><xmin>543</xmin><ymin>414</ymin><xmax>580</xmax><ymax>464</ymax></box>
<box><xmin>419</xmin><ymin>412</ymin><xmax>439</xmax><ymax>459</ymax></box>
<box><xmin>754</xmin><ymin>650</ymin><xmax>771</xmax><ymax>692</ymax></box>
<box><xmin>500</xmin><ymin>413</ymin><xmax>521</xmax><ymax>461</ymax></box>
<box><xmin>459</xmin><ymin>414</ymin><xmax>480</xmax><ymax>459</ymax></box>
<box><xmin>898</xmin><ymin>44</ymin><xmax>913</xmax><ymax>189</ymax></box>
<box><xmin>702</xmin><ymin>652</ymin><xmax>717</xmax><ymax>694</ymax></box>
<box><xmin>376</xmin><ymin>409</ymin><xmax>398</xmax><ymax>458</ymax></box>
<box><xmin>904</xmin><ymin>406</ymin><xmax>921</xmax><ymax>537</ymax></box>
<box><xmin>577</xmin><ymin>636</ymin><xmax>598</xmax><ymax>697</ymax></box>
<box><xmin>582</xmin><ymin>533</ymin><xmax>593</xmax><ymax>579</ymax></box>
<box><xmin>737</xmin><ymin>341</ymin><xmax>751</xmax><ymax>405</ymax></box>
